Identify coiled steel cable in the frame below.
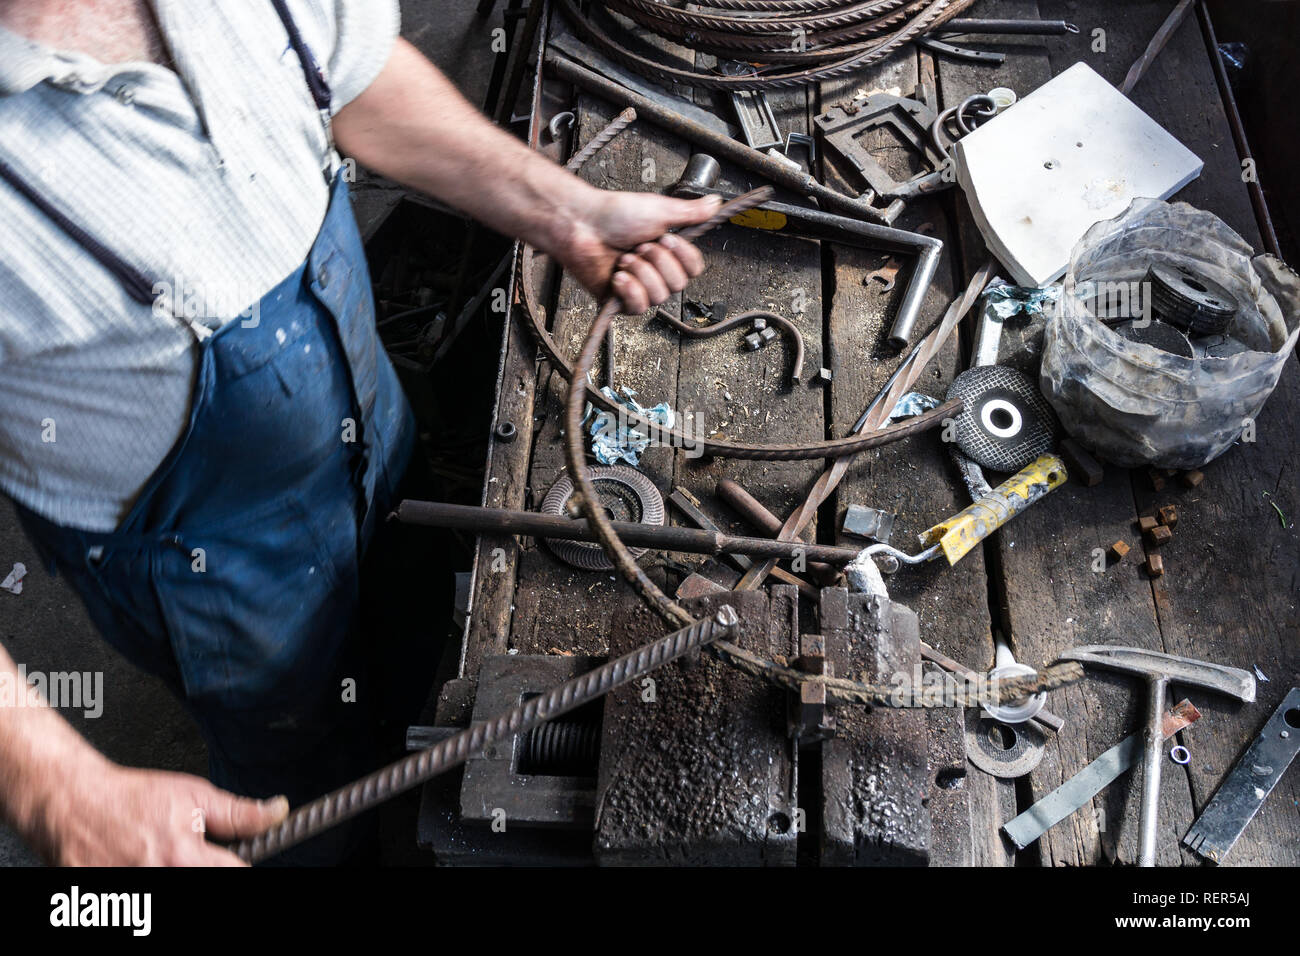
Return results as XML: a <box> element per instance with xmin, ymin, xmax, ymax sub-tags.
<box><xmin>557</xmin><ymin>0</ymin><xmax>984</xmax><ymax>90</ymax></box>
<box><xmin>234</xmin><ymin>605</ymin><xmax>741</xmax><ymax>863</ymax></box>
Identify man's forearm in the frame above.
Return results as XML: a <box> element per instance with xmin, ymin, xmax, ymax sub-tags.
<box><xmin>334</xmin><ymin>39</ymin><xmax>595</xmax><ymax>257</ymax></box>
<box><xmin>0</xmin><ymin>643</ymin><xmax>104</xmax><ymax>840</ymax></box>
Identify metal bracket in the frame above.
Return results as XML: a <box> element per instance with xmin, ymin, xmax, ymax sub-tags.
<box><xmin>731</xmin><ymin>91</ymin><xmax>783</xmax><ymax>151</ymax></box>
<box><xmin>814</xmin><ymin>94</ymin><xmax>948</xmax><ymax>202</ymax></box>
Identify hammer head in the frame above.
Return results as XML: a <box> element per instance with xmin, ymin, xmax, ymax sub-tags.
<box><xmin>1060</xmin><ymin>645</ymin><xmax>1255</xmax><ymax>703</ymax></box>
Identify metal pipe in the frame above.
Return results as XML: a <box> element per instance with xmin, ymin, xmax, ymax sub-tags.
<box><xmin>939</xmin><ymin>18</ymin><xmax>1078</xmax><ymax>35</ymax></box>
<box><xmin>392</xmin><ymin>500</ymin><xmax>870</xmax><ymax>565</ymax></box>
<box><xmin>668</xmin><ymin>488</ymin><xmax>820</xmax><ymax>600</ymax></box>
<box><xmin>672</xmin><ymin>178</ymin><xmax>943</xmax><ymax>348</ymax></box>
<box><xmin>1139</xmin><ymin>675</ymin><xmax>1168</xmax><ymax>867</ymax></box>
<box><xmin>545</xmin><ymin>52</ymin><xmax>904</xmax><ymax>225</ymax></box>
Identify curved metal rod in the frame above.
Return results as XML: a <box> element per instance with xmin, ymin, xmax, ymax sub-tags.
<box><xmin>562</xmin><ymin>188</ymin><xmax>775</xmax><ymax>630</ymax></box>
<box><xmin>519</xmin><ymin>243</ymin><xmax>956</xmax><ymax>459</ymax></box>
<box><xmin>655</xmin><ymin>306</ymin><xmax>806</xmax><ymax>385</ymax></box>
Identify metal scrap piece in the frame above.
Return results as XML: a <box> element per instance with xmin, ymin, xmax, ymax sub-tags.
<box><xmin>1183</xmin><ymin>687</ymin><xmax>1300</xmax><ymax>864</ymax></box>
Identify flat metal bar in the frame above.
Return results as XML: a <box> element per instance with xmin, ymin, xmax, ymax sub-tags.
<box><xmin>1002</xmin><ymin>700</ymin><xmax>1202</xmax><ymax>850</ymax></box>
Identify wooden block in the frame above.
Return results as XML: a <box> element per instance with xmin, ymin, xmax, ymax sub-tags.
<box><xmin>1108</xmin><ymin>540</ymin><xmax>1131</xmax><ymax>561</ymax></box>
<box><xmin>1145</xmin><ymin>524</ymin><xmax>1173</xmax><ymax>547</ymax></box>
<box><xmin>1060</xmin><ymin>438</ymin><xmax>1104</xmax><ymax>487</ymax></box>
<box><xmin>1148</xmin><ymin>468</ymin><xmax>1166</xmax><ymax>492</ymax></box>
<box><xmin>1181</xmin><ymin>470</ymin><xmax>1205</xmax><ymax>488</ymax></box>
<box><xmin>1138</xmin><ymin>515</ymin><xmax>1159</xmax><ymax>533</ymax></box>
<box><xmin>1157</xmin><ymin>504</ymin><xmax>1179</xmax><ymax>529</ymax></box>
<box><xmin>1144</xmin><ymin>554</ymin><xmax>1165</xmax><ymax>578</ymax></box>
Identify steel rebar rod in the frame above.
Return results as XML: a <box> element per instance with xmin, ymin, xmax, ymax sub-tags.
<box><xmin>235</xmin><ymin>606</ymin><xmax>740</xmax><ymax>863</ymax></box>
<box><xmin>392</xmin><ymin>499</ymin><xmax>880</xmax><ymax>565</ymax></box>
<box><xmin>1120</xmin><ymin>0</ymin><xmax>1195</xmax><ymax>95</ymax></box>
<box><xmin>565</xmin><ymin>106</ymin><xmax>638</xmax><ymax>172</ymax></box>
<box><xmin>564</xmin><ymin>106</ymin><xmax>641</xmax><ymax>389</ymax></box>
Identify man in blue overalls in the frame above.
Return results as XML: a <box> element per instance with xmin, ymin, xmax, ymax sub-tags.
<box><xmin>0</xmin><ymin>1</ymin><xmax>716</xmax><ymax>865</ymax></box>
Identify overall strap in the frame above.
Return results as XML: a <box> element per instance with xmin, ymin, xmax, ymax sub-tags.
<box><xmin>269</xmin><ymin>0</ymin><xmax>335</xmax><ymax>149</ymax></box>
<box><xmin>0</xmin><ymin>158</ymin><xmax>156</xmax><ymax>305</ymax></box>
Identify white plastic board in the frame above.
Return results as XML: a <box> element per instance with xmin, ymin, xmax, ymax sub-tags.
<box><xmin>954</xmin><ymin>62</ymin><xmax>1203</xmax><ymax>286</ymax></box>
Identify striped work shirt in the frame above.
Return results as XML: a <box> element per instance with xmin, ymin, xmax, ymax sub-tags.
<box><xmin>0</xmin><ymin>0</ymin><xmax>400</xmax><ymax>532</ymax></box>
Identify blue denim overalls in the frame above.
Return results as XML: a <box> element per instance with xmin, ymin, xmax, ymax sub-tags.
<box><xmin>4</xmin><ymin>3</ymin><xmax>440</xmax><ymax>864</ymax></box>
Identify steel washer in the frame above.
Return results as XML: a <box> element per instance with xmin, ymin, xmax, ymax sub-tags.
<box><xmin>539</xmin><ymin>465</ymin><xmax>665</xmax><ymax>571</ymax></box>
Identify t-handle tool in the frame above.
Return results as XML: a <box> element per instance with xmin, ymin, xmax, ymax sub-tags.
<box><xmin>1059</xmin><ymin>645</ymin><xmax>1255</xmax><ymax>866</ymax></box>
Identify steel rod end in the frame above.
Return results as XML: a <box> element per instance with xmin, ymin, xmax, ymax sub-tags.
<box><xmin>713</xmin><ymin>605</ymin><xmax>739</xmax><ymax>629</ymax></box>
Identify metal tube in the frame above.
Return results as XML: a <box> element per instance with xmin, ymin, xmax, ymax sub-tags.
<box><xmin>1139</xmin><ymin>676</ymin><xmax>1169</xmax><ymax>867</ymax></box>
<box><xmin>546</xmin><ymin>52</ymin><xmax>903</xmax><ymax>225</ymax></box>
<box><xmin>939</xmin><ymin>18</ymin><xmax>1078</xmax><ymax>35</ymax></box>
<box><xmin>671</xmin><ymin>182</ymin><xmax>943</xmax><ymax>349</ymax></box>
<box><xmin>393</xmin><ymin>500</ymin><xmax>869</xmax><ymax>565</ymax></box>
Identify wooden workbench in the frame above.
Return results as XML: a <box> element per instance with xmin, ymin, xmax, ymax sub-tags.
<box><xmin>435</xmin><ymin>0</ymin><xmax>1299</xmax><ymax>866</ymax></box>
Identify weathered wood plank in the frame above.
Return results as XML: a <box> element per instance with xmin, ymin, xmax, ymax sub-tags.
<box><xmin>669</xmin><ymin>79</ymin><xmax>828</xmax><ymax>594</ymax></box>
<box><xmin>932</xmin><ymin>0</ymin><xmax>1185</xmax><ymax>868</ymax></box>
<box><xmin>817</xmin><ymin>50</ymin><xmax>1008</xmax><ymax>865</ymax></box>
<box><xmin>936</xmin><ymin>0</ymin><xmax>1299</xmax><ymax>866</ymax></box>
<box><xmin>1042</xmin><ymin>0</ymin><xmax>1299</xmax><ymax>870</ymax></box>
<box><xmin>506</xmin><ymin>94</ymin><xmax>688</xmax><ymax>657</ymax></box>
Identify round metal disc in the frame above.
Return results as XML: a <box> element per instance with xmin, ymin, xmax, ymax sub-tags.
<box><xmin>1116</xmin><ymin>319</ymin><xmax>1194</xmax><ymax>358</ymax></box>
<box><xmin>964</xmin><ymin>710</ymin><xmax>1047</xmax><ymax>779</ymax></box>
<box><xmin>945</xmin><ymin>365</ymin><xmax>1057</xmax><ymax>473</ymax></box>
<box><xmin>539</xmin><ymin>466</ymin><xmax>665</xmax><ymax>571</ymax></box>
<box><xmin>1146</xmin><ymin>262</ymin><xmax>1238</xmax><ymax>336</ymax></box>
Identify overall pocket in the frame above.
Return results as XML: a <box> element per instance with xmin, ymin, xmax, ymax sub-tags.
<box><xmin>148</xmin><ymin>490</ymin><xmax>360</xmax><ymax>711</ymax></box>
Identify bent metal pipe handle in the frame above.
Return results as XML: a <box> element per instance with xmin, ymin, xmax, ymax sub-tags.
<box><xmin>234</xmin><ymin>607</ymin><xmax>740</xmax><ymax>863</ymax></box>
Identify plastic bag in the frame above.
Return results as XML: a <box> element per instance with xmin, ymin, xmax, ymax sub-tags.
<box><xmin>1040</xmin><ymin>199</ymin><xmax>1300</xmax><ymax>469</ymax></box>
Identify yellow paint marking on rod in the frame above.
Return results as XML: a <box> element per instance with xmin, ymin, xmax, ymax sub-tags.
<box><xmin>730</xmin><ymin>208</ymin><xmax>788</xmax><ymax>231</ymax></box>
<box><xmin>920</xmin><ymin>455</ymin><xmax>1069</xmax><ymax>565</ymax></box>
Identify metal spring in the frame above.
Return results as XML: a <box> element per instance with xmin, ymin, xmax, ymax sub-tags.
<box><xmin>522</xmin><ymin>721</ymin><xmax>601</xmax><ymax>774</ymax></box>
